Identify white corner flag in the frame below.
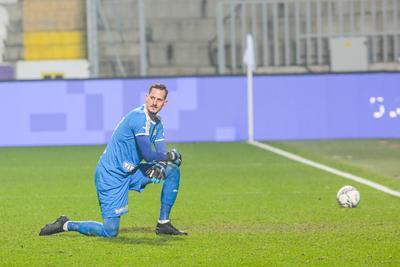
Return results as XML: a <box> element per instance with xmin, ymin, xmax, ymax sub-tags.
<box><xmin>243</xmin><ymin>34</ymin><xmax>255</xmax><ymax>142</ymax></box>
<box><xmin>243</xmin><ymin>34</ymin><xmax>255</xmax><ymax>72</ymax></box>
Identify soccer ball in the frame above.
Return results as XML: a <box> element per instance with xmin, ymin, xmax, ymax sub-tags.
<box><xmin>336</xmin><ymin>185</ymin><xmax>360</xmax><ymax>208</ymax></box>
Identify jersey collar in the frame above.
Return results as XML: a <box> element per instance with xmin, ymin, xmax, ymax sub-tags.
<box><xmin>143</xmin><ymin>104</ymin><xmax>157</xmax><ymax>125</ymax></box>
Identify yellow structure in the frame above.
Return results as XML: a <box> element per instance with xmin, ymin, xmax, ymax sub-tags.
<box><xmin>23</xmin><ymin>0</ymin><xmax>86</xmax><ymax>60</ymax></box>
<box><xmin>24</xmin><ymin>31</ymin><xmax>86</xmax><ymax>60</ymax></box>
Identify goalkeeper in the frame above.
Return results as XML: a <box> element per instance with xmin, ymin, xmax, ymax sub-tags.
<box><xmin>39</xmin><ymin>83</ymin><xmax>187</xmax><ymax>237</ymax></box>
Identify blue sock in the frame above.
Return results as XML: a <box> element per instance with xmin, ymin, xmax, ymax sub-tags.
<box><xmin>159</xmin><ymin>164</ymin><xmax>180</xmax><ymax>220</ymax></box>
<box><xmin>159</xmin><ymin>204</ymin><xmax>172</xmax><ymax>221</ymax></box>
<box><xmin>67</xmin><ymin>217</ymin><xmax>120</xmax><ymax>237</ymax></box>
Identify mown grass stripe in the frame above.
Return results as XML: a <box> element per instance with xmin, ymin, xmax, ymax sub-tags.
<box><xmin>249</xmin><ymin>141</ymin><xmax>400</xmax><ymax>198</ymax></box>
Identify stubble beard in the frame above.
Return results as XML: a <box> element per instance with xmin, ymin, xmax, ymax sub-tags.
<box><xmin>147</xmin><ymin>106</ymin><xmax>158</xmax><ymax>119</ymax></box>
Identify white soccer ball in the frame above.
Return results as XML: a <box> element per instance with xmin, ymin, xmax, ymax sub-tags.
<box><xmin>336</xmin><ymin>185</ymin><xmax>360</xmax><ymax>208</ymax></box>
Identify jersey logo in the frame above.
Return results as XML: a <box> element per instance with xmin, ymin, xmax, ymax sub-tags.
<box><xmin>115</xmin><ymin>206</ymin><xmax>128</xmax><ymax>215</ymax></box>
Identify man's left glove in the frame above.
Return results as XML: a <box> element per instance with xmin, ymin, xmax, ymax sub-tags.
<box><xmin>145</xmin><ymin>161</ymin><xmax>167</xmax><ymax>183</ymax></box>
<box><xmin>166</xmin><ymin>148</ymin><xmax>182</xmax><ymax>167</ymax></box>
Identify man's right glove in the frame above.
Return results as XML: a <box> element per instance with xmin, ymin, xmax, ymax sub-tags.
<box><xmin>166</xmin><ymin>148</ymin><xmax>182</xmax><ymax>167</ymax></box>
<box><xmin>145</xmin><ymin>161</ymin><xmax>167</xmax><ymax>183</ymax></box>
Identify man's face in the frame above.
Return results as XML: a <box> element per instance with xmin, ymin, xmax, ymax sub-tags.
<box><xmin>145</xmin><ymin>88</ymin><xmax>168</xmax><ymax>115</ymax></box>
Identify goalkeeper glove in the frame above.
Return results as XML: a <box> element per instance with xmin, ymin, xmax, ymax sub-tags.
<box><xmin>145</xmin><ymin>161</ymin><xmax>167</xmax><ymax>183</ymax></box>
<box><xmin>166</xmin><ymin>148</ymin><xmax>182</xmax><ymax>167</ymax></box>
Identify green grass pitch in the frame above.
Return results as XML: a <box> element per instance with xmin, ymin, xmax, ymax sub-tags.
<box><xmin>0</xmin><ymin>141</ymin><xmax>399</xmax><ymax>266</ymax></box>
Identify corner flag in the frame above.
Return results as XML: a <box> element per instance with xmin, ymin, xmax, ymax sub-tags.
<box><xmin>243</xmin><ymin>34</ymin><xmax>255</xmax><ymax>72</ymax></box>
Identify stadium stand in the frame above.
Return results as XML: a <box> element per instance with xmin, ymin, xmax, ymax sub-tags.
<box><xmin>0</xmin><ymin>4</ymin><xmax>9</xmax><ymax>62</ymax></box>
<box><xmin>0</xmin><ymin>0</ymin><xmax>14</xmax><ymax>79</ymax></box>
<box><xmin>1</xmin><ymin>0</ymin><xmax>22</xmax><ymax>68</ymax></box>
<box><xmin>22</xmin><ymin>0</ymin><xmax>86</xmax><ymax>60</ymax></box>
<box><xmin>0</xmin><ymin>0</ymin><xmax>220</xmax><ymax>77</ymax></box>
<box><xmin>87</xmin><ymin>0</ymin><xmax>221</xmax><ymax>77</ymax></box>
<box><xmin>0</xmin><ymin>0</ymin><xmax>399</xmax><ymax>78</ymax></box>
<box><xmin>144</xmin><ymin>0</ymin><xmax>217</xmax><ymax>76</ymax></box>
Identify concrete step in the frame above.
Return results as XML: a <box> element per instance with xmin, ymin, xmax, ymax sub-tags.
<box><xmin>99</xmin><ymin>43</ymin><xmax>140</xmax><ymax>58</ymax></box>
<box><xmin>148</xmin><ymin>66</ymin><xmax>216</xmax><ymax>76</ymax></box>
<box><xmin>3</xmin><ymin>31</ymin><xmax>21</xmax><ymax>45</ymax></box>
<box><xmin>369</xmin><ymin>62</ymin><xmax>400</xmax><ymax>71</ymax></box>
<box><xmin>2</xmin><ymin>45</ymin><xmax>23</xmax><ymax>61</ymax></box>
<box><xmin>148</xmin><ymin>41</ymin><xmax>212</xmax><ymax>68</ymax></box>
<box><xmin>148</xmin><ymin>42</ymin><xmax>173</xmax><ymax>67</ymax></box>
<box><xmin>1</xmin><ymin>0</ymin><xmax>21</xmax><ymax>35</ymax></box>
<box><xmin>148</xmin><ymin>18</ymin><xmax>215</xmax><ymax>42</ymax></box>
<box><xmin>100</xmin><ymin>0</ymin><xmax>137</xmax><ymax>19</ymax></box>
<box><xmin>99</xmin><ymin>57</ymin><xmax>140</xmax><ymax>77</ymax></box>
<box><xmin>6</xmin><ymin>20</ymin><xmax>21</xmax><ymax>33</ymax></box>
<box><xmin>98</xmin><ymin>30</ymin><xmax>139</xmax><ymax>43</ymax></box>
<box><xmin>205</xmin><ymin>0</ymin><xmax>220</xmax><ymax>18</ymax></box>
<box><xmin>2</xmin><ymin>1</ymin><xmax>21</xmax><ymax>23</ymax></box>
<box><xmin>173</xmin><ymin>42</ymin><xmax>211</xmax><ymax>67</ymax></box>
<box><xmin>98</xmin><ymin>16</ymin><xmax>139</xmax><ymax>31</ymax></box>
<box><xmin>23</xmin><ymin>0</ymin><xmax>85</xmax><ymax>31</ymax></box>
<box><xmin>98</xmin><ymin>0</ymin><xmax>225</xmax><ymax>19</ymax></box>
<box><xmin>100</xmin><ymin>0</ymin><xmax>206</xmax><ymax>24</ymax></box>
<box><xmin>144</xmin><ymin>0</ymin><xmax>203</xmax><ymax>19</ymax></box>
<box><xmin>0</xmin><ymin>0</ymin><xmax>19</xmax><ymax>3</ymax></box>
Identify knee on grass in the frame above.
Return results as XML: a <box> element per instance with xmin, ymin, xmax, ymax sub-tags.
<box><xmin>103</xmin><ymin>217</ymin><xmax>120</xmax><ymax>238</ymax></box>
<box><xmin>103</xmin><ymin>224</ymin><xmax>119</xmax><ymax>237</ymax></box>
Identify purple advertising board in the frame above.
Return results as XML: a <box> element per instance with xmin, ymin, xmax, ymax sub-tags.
<box><xmin>254</xmin><ymin>73</ymin><xmax>400</xmax><ymax>140</ymax></box>
<box><xmin>0</xmin><ymin>73</ymin><xmax>399</xmax><ymax>146</ymax></box>
<box><xmin>0</xmin><ymin>65</ymin><xmax>14</xmax><ymax>80</ymax></box>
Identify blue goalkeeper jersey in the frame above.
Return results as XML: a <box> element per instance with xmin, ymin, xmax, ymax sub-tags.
<box><xmin>98</xmin><ymin>104</ymin><xmax>165</xmax><ymax>177</ymax></box>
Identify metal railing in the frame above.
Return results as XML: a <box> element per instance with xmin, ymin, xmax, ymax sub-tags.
<box><xmin>216</xmin><ymin>0</ymin><xmax>400</xmax><ymax>74</ymax></box>
<box><xmin>86</xmin><ymin>0</ymin><xmax>147</xmax><ymax>78</ymax></box>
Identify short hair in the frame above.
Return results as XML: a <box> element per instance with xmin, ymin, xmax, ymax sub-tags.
<box><xmin>148</xmin><ymin>83</ymin><xmax>168</xmax><ymax>99</ymax></box>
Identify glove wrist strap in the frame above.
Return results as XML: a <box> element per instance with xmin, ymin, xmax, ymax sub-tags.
<box><xmin>166</xmin><ymin>152</ymin><xmax>175</xmax><ymax>161</ymax></box>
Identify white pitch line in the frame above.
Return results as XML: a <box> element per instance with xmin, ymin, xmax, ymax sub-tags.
<box><xmin>248</xmin><ymin>141</ymin><xmax>400</xmax><ymax>198</ymax></box>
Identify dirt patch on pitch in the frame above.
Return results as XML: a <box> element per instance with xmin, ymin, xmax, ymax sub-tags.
<box><xmin>192</xmin><ymin>222</ymin><xmax>341</xmax><ymax>234</ymax></box>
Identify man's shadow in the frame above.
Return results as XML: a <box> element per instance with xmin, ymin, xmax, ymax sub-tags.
<box><xmin>101</xmin><ymin>226</ymin><xmax>186</xmax><ymax>246</ymax></box>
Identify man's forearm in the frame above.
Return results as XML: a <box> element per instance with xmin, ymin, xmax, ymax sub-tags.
<box><xmin>136</xmin><ymin>136</ymin><xmax>167</xmax><ymax>162</ymax></box>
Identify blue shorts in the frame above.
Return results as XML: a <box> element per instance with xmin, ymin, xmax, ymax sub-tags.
<box><xmin>95</xmin><ymin>163</ymin><xmax>153</xmax><ymax>218</ymax></box>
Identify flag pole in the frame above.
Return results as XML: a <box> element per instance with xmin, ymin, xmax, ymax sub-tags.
<box><xmin>243</xmin><ymin>34</ymin><xmax>255</xmax><ymax>143</ymax></box>
<box><xmin>247</xmin><ymin>63</ymin><xmax>254</xmax><ymax>142</ymax></box>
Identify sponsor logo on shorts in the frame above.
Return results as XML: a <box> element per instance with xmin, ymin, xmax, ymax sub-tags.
<box><xmin>115</xmin><ymin>206</ymin><xmax>128</xmax><ymax>215</ymax></box>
